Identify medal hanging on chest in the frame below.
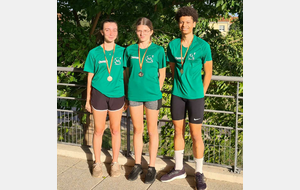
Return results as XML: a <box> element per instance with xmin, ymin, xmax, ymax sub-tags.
<box><xmin>103</xmin><ymin>43</ymin><xmax>115</xmax><ymax>82</ymax></box>
<box><xmin>138</xmin><ymin>72</ymin><xmax>144</xmax><ymax>77</ymax></box>
<box><xmin>138</xmin><ymin>42</ymin><xmax>151</xmax><ymax>77</ymax></box>
<box><xmin>180</xmin><ymin>36</ymin><xmax>194</xmax><ymax>74</ymax></box>
<box><xmin>107</xmin><ymin>76</ymin><xmax>113</xmax><ymax>82</ymax></box>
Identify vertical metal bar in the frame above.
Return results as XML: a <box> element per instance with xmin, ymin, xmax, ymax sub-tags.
<box><xmin>71</xmin><ymin>112</ymin><xmax>73</xmax><ymax>143</ymax></box>
<box><xmin>229</xmin><ymin>129</ymin><xmax>232</xmax><ymax>166</ymax></box>
<box><xmin>64</xmin><ymin>112</ymin><xmax>66</xmax><ymax>143</ymax></box>
<box><xmin>59</xmin><ymin>111</ymin><xmax>62</xmax><ymax>142</ymax></box>
<box><xmin>208</xmin><ymin>127</ymin><xmax>211</xmax><ymax>162</ymax></box>
<box><xmin>234</xmin><ymin>82</ymin><xmax>240</xmax><ymax>173</ymax></box>
<box><xmin>223</xmin><ymin>129</ymin><xmax>226</xmax><ymax>165</ymax></box>
<box><xmin>202</xmin><ymin>126</ymin><xmax>205</xmax><ymax>163</ymax></box>
<box><xmin>121</xmin><ymin>117</ymin><xmax>123</xmax><ymax>150</ymax></box>
<box><xmin>74</xmin><ymin>113</ymin><xmax>76</xmax><ymax>144</ymax></box>
<box><xmin>218</xmin><ymin>129</ymin><xmax>221</xmax><ymax>164</ymax></box>
<box><xmin>76</xmin><ymin>113</ymin><xmax>78</xmax><ymax>144</ymax></box>
<box><xmin>67</xmin><ymin>112</ymin><xmax>69</xmax><ymax>143</ymax></box>
<box><xmin>78</xmin><ymin>113</ymin><xmax>80</xmax><ymax>145</ymax></box>
<box><xmin>126</xmin><ymin>109</ymin><xmax>131</xmax><ymax>157</ymax></box>
<box><xmin>62</xmin><ymin>111</ymin><xmax>64</xmax><ymax>142</ymax></box>
<box><xmin>79</xmin><ymin>113</ymin><xmax>81</xmax><ymax>145</ymax></box>
<box><xmin>213</xmin><ymin>128</ymin><xmax>215</xmax><ymax>163</ymax></box>
<box><xmin>92</xmin><ymin>113</ymin><xmax>94</xmax><ymax>147</ymax></box>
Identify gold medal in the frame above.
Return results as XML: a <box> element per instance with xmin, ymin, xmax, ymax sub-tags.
<box><xmin>180</xmin><ymin>69</ymin><xmax>183</xmax><ymax>74</ymax></box>
<box><xmin>107</xmin><ymin>76</ymin><xmax>113</xmax><ymax>82</ymax></box>
<box><xmin>103</xmin><ymin>43</ymin><xmax>115</xmax><ymax>81</ymax></box>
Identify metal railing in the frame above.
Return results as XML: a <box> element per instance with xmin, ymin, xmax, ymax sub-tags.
<box><xmin>57</xmin><ymin>66</ymin><xmax>243</xmax><ymax>173</ymax></box>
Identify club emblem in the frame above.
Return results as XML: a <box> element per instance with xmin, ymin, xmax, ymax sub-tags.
<box><xmin>146</xmin><ymin>55</ymin><xmax>154</xmax><ymax>63</ymax></box>
<box><xmin>188</xmin><ymin>52</ymin><xmax>196</xmax><ymax>60</ymax></box>
<box><xmin>114</xmin><ymin>57</ymin><xmax>121</xmax><ymax>65</ymax></box>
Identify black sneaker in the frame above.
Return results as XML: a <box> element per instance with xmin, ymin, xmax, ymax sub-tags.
<box><xmin>195</xmin><ymin>172</ymin><xmax>207</xmax><ymax>190</ymax></box>
<box><xmin>160</xmin><ymin>167</ymin><xmax>186</xmax><ymax>182</ymax></box>
<box><xmin>144</xmin><ymin>167</ymin><xmax>156</xmax><ymax>184</ymax></box>
<box><xmin>128</xmin><ymin>164</ymin><xmax>143</xmax><ymax>181</ymax></box>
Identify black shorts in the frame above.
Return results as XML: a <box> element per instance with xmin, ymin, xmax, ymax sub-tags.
<box><xmin>171</xmin><ymin>95</ymin><xmax>204</xmax><ymax>124</ymax></box>
<box><xmin>91</xmin><ymin>87</ymin><xmax>125</xmax><ymax>112</ymax></box>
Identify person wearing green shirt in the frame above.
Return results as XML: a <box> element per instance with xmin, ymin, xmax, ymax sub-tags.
<box><xmin>160</xmin><ymin>6</ymin><xmax>213</xmax><ymax>190</ymax></box>
<box><xmin>84</xmin><ymin>19</ymin><xmax>127</xmax><ymax>179</ymax></box>
<box><xmin>124</xmin><ymin>17</ymin><xmax>166</xmax><ymax>184</ymax></box>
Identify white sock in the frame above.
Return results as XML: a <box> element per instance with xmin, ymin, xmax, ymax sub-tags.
<box><xmin>194</xmin><ymin>157</ymin><xmax>203</xmax><ymax>174</ymax></box>
<box><xmin>174</xmin><ymin>150</ymin><xmax>184</xmax><ymax>170</ymax></box>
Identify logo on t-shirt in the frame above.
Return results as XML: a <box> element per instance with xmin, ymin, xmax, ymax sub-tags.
<box><xmin>114</xmin><ymin>57</ymin><xmax>121</xmax><ymax>65</ymax></box>
<box><xmin>145</xmin><ymin>55</ymin><xmax>154</xmax><ymax>63</ymax></box>
<box><xmin>98</xmin><ymin>60</ymin><xmax>106</xmax><ymax>64</ymax></box>
<box><xmin>188</xmin><ymin>52</ymin><xmax>196</xmax><ymax>60</ymax></box>
<box><xmin>131</xmin><ymin>56</ymin><xmax>139</xmax><ymax>59</ymax></box>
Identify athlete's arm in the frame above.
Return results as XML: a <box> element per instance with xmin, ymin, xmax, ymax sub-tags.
<box><xmin>203</xmin><ymin>60</ymin><xmax>213</xmax><ymax>95</ymax></box>
<box><xmin>169</xmin><ymin>62</ymin><xmax>175</xmax><ymax>80</ymax></box>
<box><xmin>85</xmin><ymin>72</ymin><xmax>94</xmax><ymax>113</ymax></box>
<box><xmin>159</xmin><ymin>67</ymin><xmax>166</xmax><ymax>90</ymax></box>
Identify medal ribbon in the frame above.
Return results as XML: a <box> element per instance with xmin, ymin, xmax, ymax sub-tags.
<box><xmin>103</xmin><ymin>43</ymin><xmax>115</xmax><ymax>76</ymax></box>
<box><xmin>180</xmin><ymin>35</ymin><xmax>194</xmax><ymax>68</ymax></box>
<box><xmin>138</xmin><ymin>42</ymin><xmax>151</xmax><ymax>71</ymax></box>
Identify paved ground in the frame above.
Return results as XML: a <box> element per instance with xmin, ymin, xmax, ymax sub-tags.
<box><xmin>57</xmin><ymin>155</ymin><xmax>243</xmax><ymax>190</ymax></box>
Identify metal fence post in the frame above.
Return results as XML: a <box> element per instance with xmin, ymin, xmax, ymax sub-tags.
<box><xmin>126</xmin><ymin>109</ymin><xmax>131</xmax><ymax>157</ymax></box>
<box><xmin>234</xmin><ymin>82</ymin><xmax>240</xmax><ymax>173</ymax></box>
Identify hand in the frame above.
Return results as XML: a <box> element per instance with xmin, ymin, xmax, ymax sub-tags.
<box><xmin>85</xmin><ymin>101</ymin><xmax>92</xmax><ymax>113</ymax></box>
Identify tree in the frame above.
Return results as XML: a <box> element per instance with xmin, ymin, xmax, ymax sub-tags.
<box><xmin>57</xmin><ymin>0</ymin><xmax>243</xmax><ymax>167</ymax></box>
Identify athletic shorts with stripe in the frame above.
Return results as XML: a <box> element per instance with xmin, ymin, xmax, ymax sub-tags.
<box><xmin>129</xmin><ymin>99</ymin><xmax>162</xmax><ymax>110</ymax></box>
<box><xmin>171</xmin><ymin>95</ymin><xmax>204</xmax><ymax>124</ymax></box>
<box><xmin>91</xmin><ymin>87</ymin><xmax>125</xmax><ymax>112</ymax></box>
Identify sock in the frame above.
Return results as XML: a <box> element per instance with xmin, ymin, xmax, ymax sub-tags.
<box><xmin>194</xmin><ymin>157</ymin><xmax>203</xmax><ymax>174</ymax></box>
<box><xmin>174</xmin><ymin>150</ymin><xmax>184</xmax><ymax>170</ymax></box>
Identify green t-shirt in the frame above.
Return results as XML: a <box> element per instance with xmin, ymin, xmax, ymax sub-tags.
<box><xmin>167</xmin><ymin>35</ymin><xmax>212</xmax><ymax>99</ymax></box>
<box><xmin>83</xmin><ymin>44</ymin><xmax>125</xmax><ymax>98</ymax></box>
<box><xmin>124</xmin><ymin>43</ymin><xmax>166</xmax><ymax>101</ymax></box>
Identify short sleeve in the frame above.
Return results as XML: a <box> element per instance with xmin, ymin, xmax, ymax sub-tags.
<box><xmin>123</xmin><ymin>48</ymin><xmax>130</xmax><ymax>68</ymax></box>
<box><xmin>166</xmin><ymin>43</ymin><xmax>176</xmax><ymax>63</ymax></box>
<box><xmin>158</xmin><ymin>47</ymin><xmax>166</xmax><ymax>69</ymax></box>
<box><xmin>83</xmin><ymin>50</ymin><xmax>95</xmax><ymax>73</ymax></box>
<box><xmin>203</xmin><ymin>43</ymin><xmax>212</xmax><ymax>64</ymax></box>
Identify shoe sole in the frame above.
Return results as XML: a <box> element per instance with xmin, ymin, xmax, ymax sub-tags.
<box><xmin>194</xmin><ymin>187</ymin><xmax>207</xmax><ymax>190</ymax></box>
<box><xmin>161</xmin><ymin>173</ymin><xmax>187</xmax><ymax>182</ymax></box>
<box><xmin>111</xmin><ymin>168</ymin><xmax>121</xmax><ymax>177</ymax></box>
<box><xmin>128</xmin><ymin>170</ymin><xmax>143</xmax><ymax>181</ymax></box>
<box><xmin>194</xmin><ymin>175</ymin><xmax>207</xmax><ymax>190</ymax></box>
<box><xmin>92</xmin><ymin>174</ymin><xmax>103</xmax><ymax>178</ymax></box>
<box><xmin>111</xmin><ymin>173</ymin><xmax>121</xmax><ymax>177</ymax></box>
<box><xmin>144</xmin><ymin>174</ymin><xmax>156</xmax><ymax>184</ymax></box>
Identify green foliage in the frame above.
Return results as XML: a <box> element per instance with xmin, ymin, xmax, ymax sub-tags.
<box><xmin>57</xmin><ymin>0</ymin><xmax>243</xmax><ymax>167</ymax></box>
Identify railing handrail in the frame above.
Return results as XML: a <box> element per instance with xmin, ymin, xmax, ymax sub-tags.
<box><xmin>57</xmin><ymin>66</ymin><xmax>243</xmax><ymax>82</ymax></box>
<box><xmin>57</xmin><ymin>66</ymin><xmax>243</xmax><ymax>173</ymax></box>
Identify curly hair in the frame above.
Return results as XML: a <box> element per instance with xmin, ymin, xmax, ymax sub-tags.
<box><xmin>175</xmin><ymin>6</ymin><xmax>198</xmax><ymax>23</ymax></box>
